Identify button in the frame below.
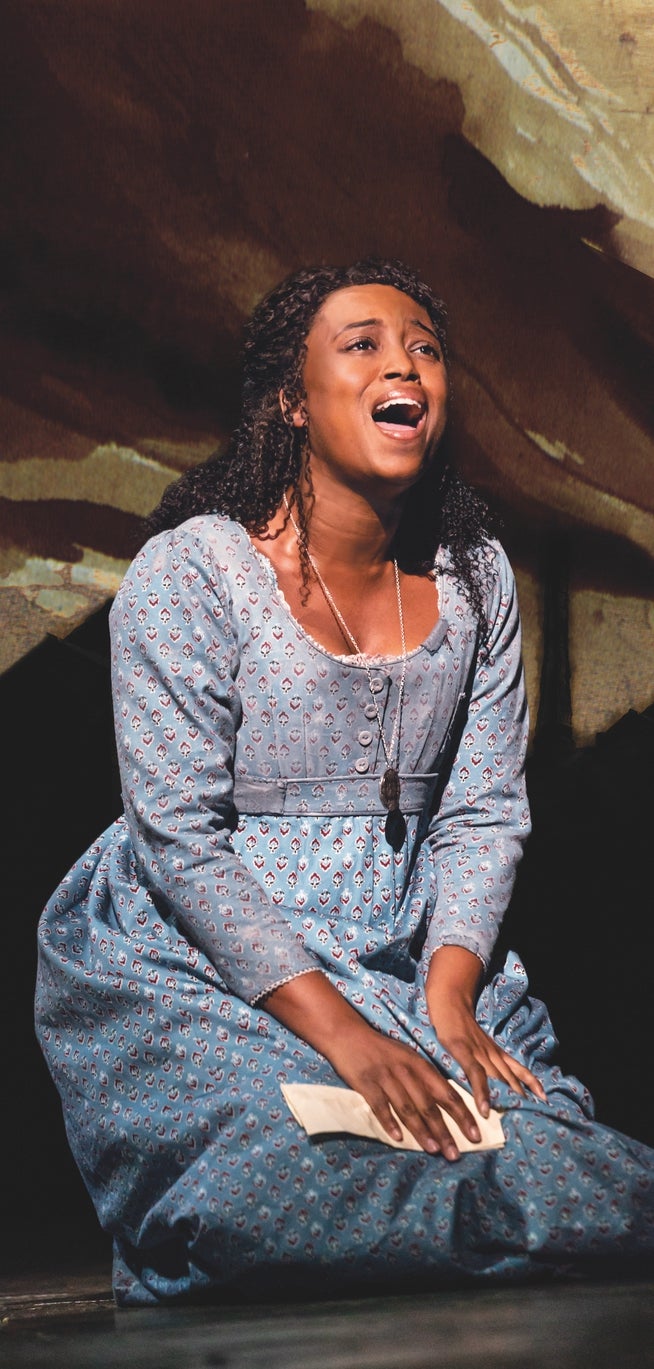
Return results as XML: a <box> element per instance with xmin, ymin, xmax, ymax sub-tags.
<box><xmin>364</xmin><ymin>702</ymin><xmax>377</xmax><ymax>720</ymax></box>
<box><xmin>358</xmin><ymin>730</ymin><xmax>373</xmax><ymax>747</ymax></box>
<box><xmin>369</xmin><ymin>677</ymin><xmax>384</xmax><ymax>694</ymax></box>
<box><xmin>354</xmin><ymin>757</ymin><xmax>369</xmax><ymax>774</ymax></box>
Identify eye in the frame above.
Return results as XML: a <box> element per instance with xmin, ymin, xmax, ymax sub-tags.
<box><xmin>344</xmin><ymin>336</ymin><xmax>377</xmax><ymax>352</ymax></box>
<box><xmin>412</xmin><ymin>341</ymin><xmax>441</xmax><ymax>359</ymax></box>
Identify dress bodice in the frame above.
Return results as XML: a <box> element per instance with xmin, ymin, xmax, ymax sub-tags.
<box><xmin>109</xmin><ymin>516</ymin><xmax>530</xmax><ymax>1004</ymax></box>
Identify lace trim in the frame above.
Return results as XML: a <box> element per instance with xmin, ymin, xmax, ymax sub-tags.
<box><xmin>421</xmin><ymin>939</ymin><xmax>488</xmax><ymax>974</ymax></box>
<box><xmin>250</xmin><ymin>964</ymin><xmax>321</xmax><ymax>1007</ymax></box>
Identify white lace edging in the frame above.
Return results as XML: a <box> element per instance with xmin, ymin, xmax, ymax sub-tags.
<box><xmin>421</xmin><ymin>939</ymin><xmax>488</xmax><ymax>975</ymax></box>
<box><xmin>250</xmin><ymin>964</ymin><xmax>322</xmax><ymax>1006</ymax></box>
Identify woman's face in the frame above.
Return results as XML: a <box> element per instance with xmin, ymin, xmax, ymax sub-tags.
<box><xmin>290</xmin><ymin>283</ymin><xmax>448</xmax><ymax>501</ymax></box>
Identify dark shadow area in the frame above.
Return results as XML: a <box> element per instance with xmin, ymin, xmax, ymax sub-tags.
<box><xmin>500</xmin><ymin>702</ymin><xmax>654</xmax><ymax>1147</ymax></box>
<box><xmin>498</xmin><ymin>534</ymin><xmax>654</xmax><ymax>1148</ymax></box>
<box><xmin>1</xmin><ymin>604</ymin><xmax>119</xmax><ymax>1274</ymax></box>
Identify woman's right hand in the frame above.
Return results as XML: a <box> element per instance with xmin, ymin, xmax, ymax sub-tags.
<box><xmin>329</xmin><ymin>1022</ymin><xmax>481</xmax><ymax>1159</ymax></box>
<box><xmin>260</xmin><ymin>970</ymin><xmax>481</xmax><ymax>1160</ymax></box>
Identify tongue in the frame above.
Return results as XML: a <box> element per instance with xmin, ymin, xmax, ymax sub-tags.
<box><xmin>374</xmin><ymin>420</ymin><xmax>419</xmax><ymax>440</ymax></box>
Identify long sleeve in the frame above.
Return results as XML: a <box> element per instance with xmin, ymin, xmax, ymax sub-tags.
<box><xmin>110</xmin><ymin>518</ymin><xmax>321</xmax><ymax>1004</ymax></box>
<box><xmin>417</xmin><ymin>542</ymin><xmax>531</xmax><ymax>974</ymax></box>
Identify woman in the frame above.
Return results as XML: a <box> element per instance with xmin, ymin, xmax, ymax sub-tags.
<box><xmin>36</xmin><ymin>258</ymin><xmax>654</xmax><ymax>1305</ymax></box>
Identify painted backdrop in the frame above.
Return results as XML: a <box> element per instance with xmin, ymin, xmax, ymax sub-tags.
<box><xmin>1</xmin><ymin>0</ymin><xmax>652</xmax><ymax>742</ymax></box>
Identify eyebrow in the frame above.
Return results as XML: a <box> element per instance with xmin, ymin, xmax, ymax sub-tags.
<box><xmin>334</xmin><ymin>318</ymin><xmax>379</xmax><ymax>337</ymax></box>
<box><xmin>334</xmin><ymin>317</ymin><xmax>440</xmax><ymax>342</ymax></box>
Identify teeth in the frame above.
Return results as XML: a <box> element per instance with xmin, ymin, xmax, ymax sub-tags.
<box><xmin>374</xmin><ymin>397</ymin><xmax>423</xmax><ymax>415</ymax></box>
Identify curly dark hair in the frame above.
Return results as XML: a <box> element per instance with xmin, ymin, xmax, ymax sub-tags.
<box><xmin>146</xmin><ymin>257</ymin><xmax>496</xmax><ymax>630</ymax></box>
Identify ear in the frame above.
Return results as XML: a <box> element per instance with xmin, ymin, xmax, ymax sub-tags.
<box><xmin>279</xmin><ymin>389</ymin><xmax>307</xmax><ymax>428</ymax></box>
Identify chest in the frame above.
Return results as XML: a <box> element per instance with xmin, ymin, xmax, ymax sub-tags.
<box><xmin>277</xmin><ymin>569</ymin><xmax>440</xmax><ymax>659</ymax></box>
<box><xmin>230</xmin><ymin>599</ymin><xmax>474</xmax><ymax>784</ymax></box>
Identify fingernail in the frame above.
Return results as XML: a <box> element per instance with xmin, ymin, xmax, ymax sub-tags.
<box><xmin>424</xmin><ymin>1138</ymin><xmax>439</xmax><ymax>1154</ymax></box>
<box><xmin>470</xmin><ymin>1126</ymin><xmax>481</xmax><ymax>1142</ymax></box>
<box><xmin>445</xmin><ymin>1145</ymin><xmax>459</xmax><ymax>1162</ymax></box>
<box><xmin>480</xmin><ymin>1101</ymin><xmax>490</xmax><ymax>1118</ymax></box>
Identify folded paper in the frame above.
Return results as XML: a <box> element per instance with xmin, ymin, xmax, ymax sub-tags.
<box><xmin>281</xmin><ymin>1079</ymin><xmax>505</xmax><ymax>1153</ymax></box>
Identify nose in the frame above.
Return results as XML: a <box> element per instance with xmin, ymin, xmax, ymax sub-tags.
<box><xmin>382</xmin><ymin>339</ymin><xmax>419</xmax><ymax>382</ymax></box>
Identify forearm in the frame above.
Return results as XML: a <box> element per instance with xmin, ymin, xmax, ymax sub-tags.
<box><xmin>260</xmin><ymin>970</ymin><xmax>374</xmax><ymax>1073</ymax></box>
<box><xmin>129</xmin><ymin>821</ymin><xmax>322</xmax><ymax>1003</ymax></box>
<box><xmin>425</xmin><ymin>944</ymin><xmax>483</xmax><ymax>1014</ymax></box>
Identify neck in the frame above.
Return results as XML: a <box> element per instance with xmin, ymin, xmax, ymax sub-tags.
<box><xmin>308</xmin><ymin>505</ymin><xmax>398</xmax><ymax>571</ymax></box>
<box><xmin>284</xmin><ymin>475</ymin><xmax>404</xmax><ymax>574</ymax></box>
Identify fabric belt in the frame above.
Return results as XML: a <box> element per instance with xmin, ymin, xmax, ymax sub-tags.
<box><xmin>233</xmin><ymin>772</ymin><xmax>439</xmax><ymax>816</ymax></box>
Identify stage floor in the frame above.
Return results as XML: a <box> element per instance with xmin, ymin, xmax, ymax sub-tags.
<box><xmin>2</xmin><ymin>1267</ymin><xmax>653</xmax><ymax>1368</ymax></box>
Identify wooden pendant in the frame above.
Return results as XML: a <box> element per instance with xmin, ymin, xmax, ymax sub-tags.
<box><xmin>380</xmin><ymin>766</ymin><xmax>401</xmax><ymax>812</ymax></box>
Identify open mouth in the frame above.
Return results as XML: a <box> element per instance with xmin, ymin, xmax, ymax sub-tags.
<box><xmin>372</xmin><ymin>397</ymin><xmax>426</xmax><ymax>433</ymax></box>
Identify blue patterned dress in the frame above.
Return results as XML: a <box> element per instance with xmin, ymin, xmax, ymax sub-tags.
<box><xmin>35</xmin><ymin>516</ymin><xmax>654</xmax><ymax>1305</ymax></box>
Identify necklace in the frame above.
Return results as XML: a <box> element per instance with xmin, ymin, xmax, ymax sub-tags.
<box><xmin>283</xmin><ymin>496</ymin><xmax>407</xmax><ymax>815</ymax></box>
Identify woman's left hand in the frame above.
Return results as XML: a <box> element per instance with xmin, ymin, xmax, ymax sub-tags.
<box><xmin>427</xmin><ymin>995</ymin><xmax>546</xmax><ymax>1118</ymax></box>
<box><xmin>426</xmin><ymin>945</ymin><xmax>546</xmax><ymax>1118</ymax></box>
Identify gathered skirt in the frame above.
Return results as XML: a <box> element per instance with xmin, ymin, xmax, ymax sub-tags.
<box><xmin>36</xmin><ymin>817</ymin><xmax>654</xmax><ymax>1306</ymax></box>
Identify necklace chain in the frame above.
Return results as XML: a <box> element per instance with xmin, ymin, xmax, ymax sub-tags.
<box><xmin>283</xmin><ymin>497</ymin><xmax>407</xmax><ymax>805</ymax></box>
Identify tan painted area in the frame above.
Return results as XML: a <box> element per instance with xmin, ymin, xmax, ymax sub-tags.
<box><xmin>2</xmin><ymin>548</ymin><xmax>127</xmax><ymax>597</ymax></box>
<box><xmin>514</xmin><ymin>566</ymin><xmax>654</xmax><ymax>746</ymax></box>
<box><xmin>570</xmin><ymin>586</ymin><xmax>654</xmax><ymax>744</ymax></box>
<box><xmin>310</xmin><ymin>0</ymin><xmax>654</xmax><ymax>273</ymax></box>
<box><xmin>0</xmin><ymin>444</ymin><xmax>178</xmax><ymax>518</ymax></box>
<box><xmin>0</xmin><ymin>548</ymin><xmax>129</xmax><ymax>672</ymax></box>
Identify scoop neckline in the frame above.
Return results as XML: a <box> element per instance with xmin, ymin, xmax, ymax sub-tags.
<box><xmin>239</xmin><ymin>523</ymin><xmax>447</xmax><ymax>668</ymax></box>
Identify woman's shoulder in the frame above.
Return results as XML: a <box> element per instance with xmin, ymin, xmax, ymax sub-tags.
<box><xmin>478</xmin><ymin>538</ymin><xmax>515</xmax><ymax>588</ymax></box>
<box><xmin>438</xmin><ymin>537</ymin><xmax>516</xmax><ymax>600</ymax></box>
<box><xmin>140</xmin><ymin>513</ymin><xmax>251</xmax><ymax>561</ymax></box>
<box><xmin>124</xmin><ymin>515</ymin><xmax>255</xmax><ymax>579</ymax></box>
<box><xmin>111</xmin><ymin>516</ymin><xmax>260</xmax><ymax>619</ymax></box>
<box><xmin>436</xmin><ymin>539</ymin><xmax>520</xmax><ymax>655</ymax></box>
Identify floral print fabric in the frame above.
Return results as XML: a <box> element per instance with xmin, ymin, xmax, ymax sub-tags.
<box><xmin>36</xmin><ymin>517</ymin><xmax>654</xmax><ymax>1304</ymax></box>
